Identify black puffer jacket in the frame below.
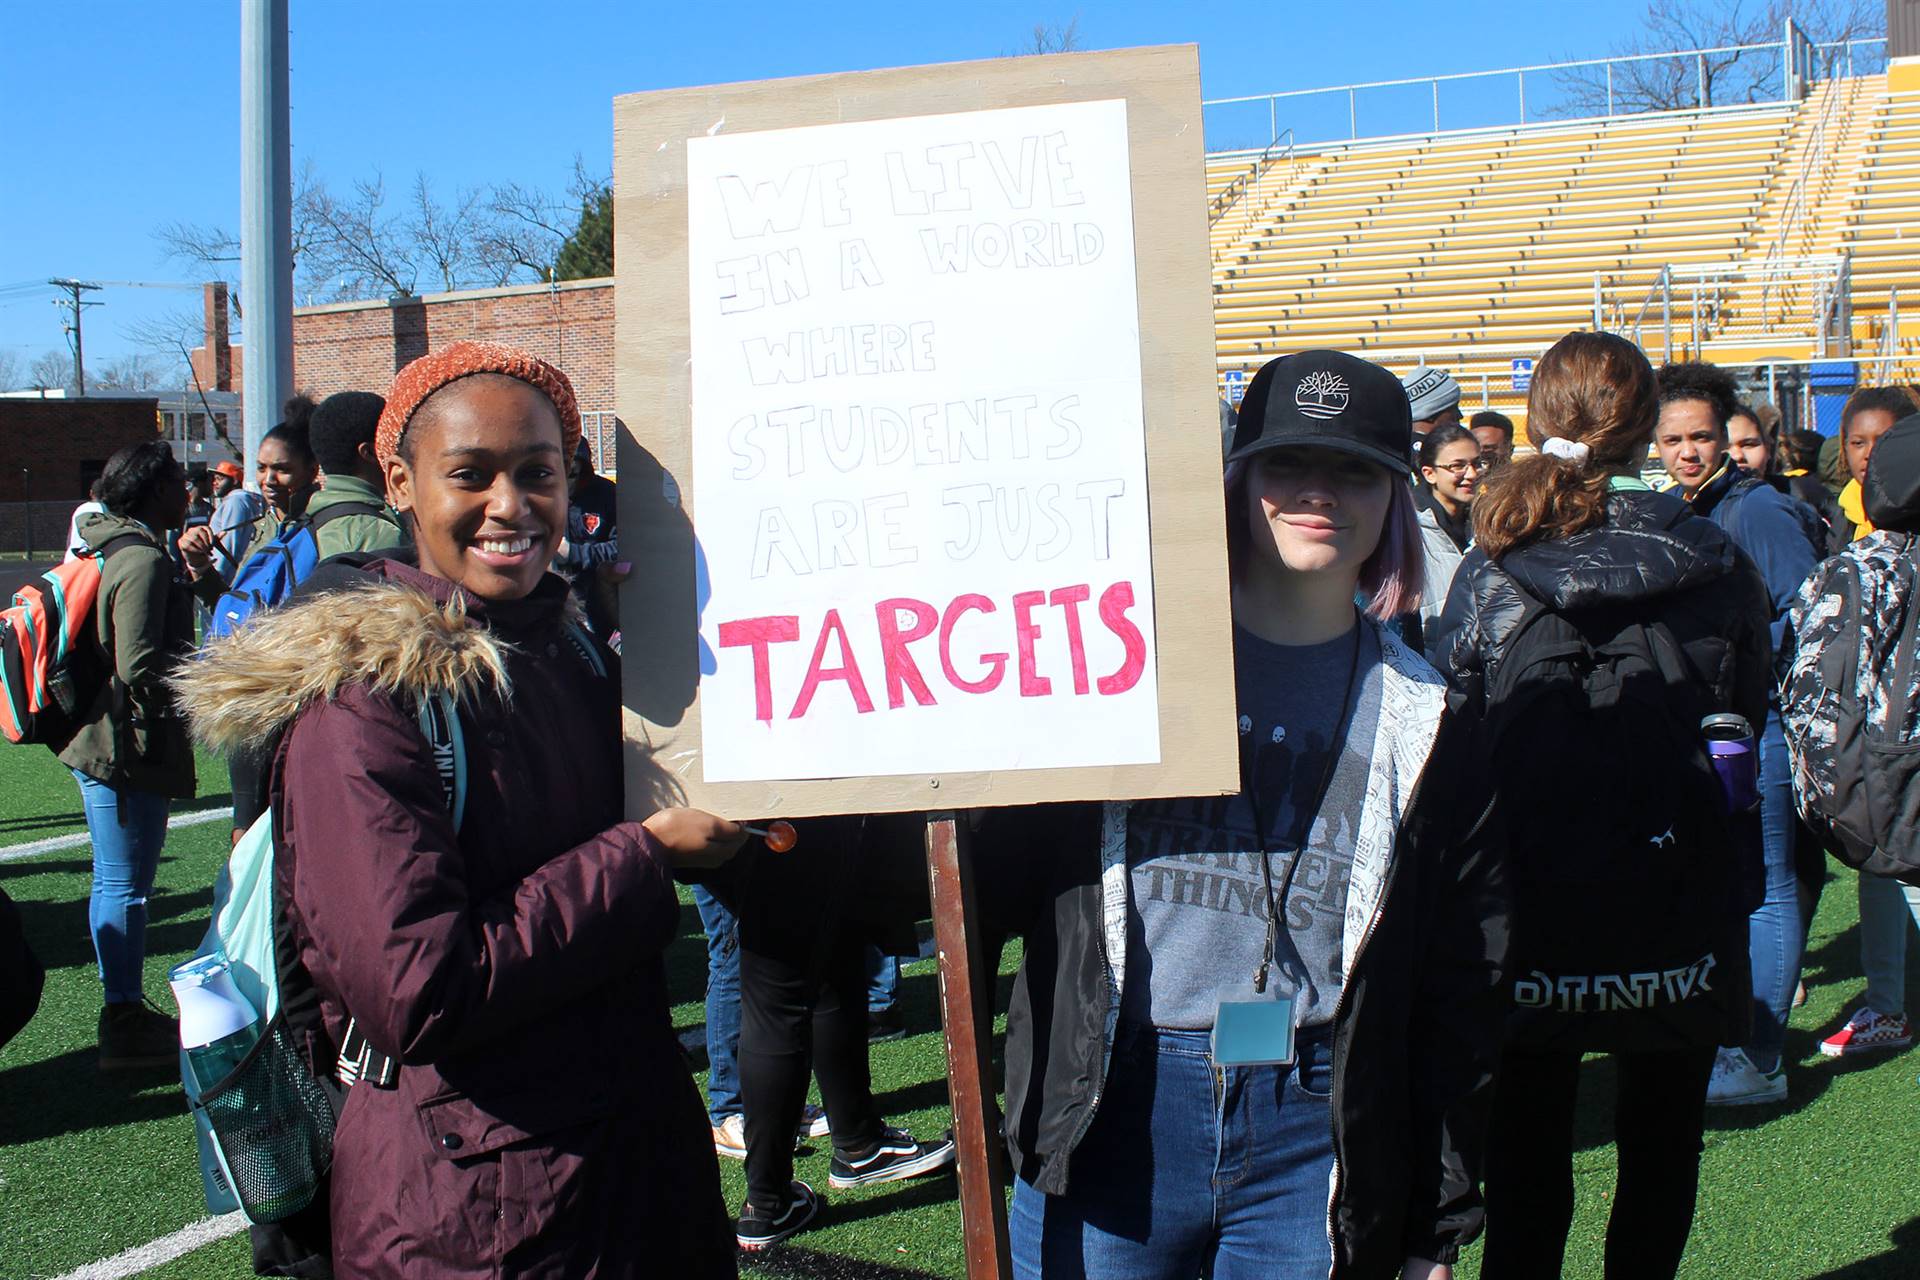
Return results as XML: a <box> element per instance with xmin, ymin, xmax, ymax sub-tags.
<box><xmin>1433</xmin><ymin>489</ymin><xmax>1770</xmax><ymax>729</ymax></box>
<box><xmin>1431</xmin><ymin>487</ymin><xmax>1772</xmax><ymax>1052</ymax></box>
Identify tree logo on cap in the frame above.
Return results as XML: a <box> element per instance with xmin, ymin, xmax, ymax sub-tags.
<box><xmin>1295</xmin><ymin>370</ymin><xmax>1350</xmax><ymax>420</ymax></box>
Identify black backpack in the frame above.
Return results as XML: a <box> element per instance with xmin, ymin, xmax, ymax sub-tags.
<box><xmin>1481</xmin><ymin>582</ymin><xmax>1755</xmax><ymax>1052</ymax></box>
<box><xmin>1781</xmin><ymin>538</ymin><xmax>1920</xmax><ymax>885</ymax></box>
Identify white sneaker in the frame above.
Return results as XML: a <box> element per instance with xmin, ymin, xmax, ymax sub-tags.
<box><xmin>712</xmin><ymin>1113</ymin><xmax>747</xmax><ymax>1160</ymax></box>
<box><xmin>713</xmin><ymin>1108</ymin><xmax>829</xmax><ymax>1160</ymax></box>
<box><xmin>1706</xmin><ymin>1047</ymin><xmax>1787</xmax><ymax>1106</ymax></box>
<box><xmin>798</xmin><ymin>1103</ymin><xmax>831</xmax><ymax>1140</ymax></box>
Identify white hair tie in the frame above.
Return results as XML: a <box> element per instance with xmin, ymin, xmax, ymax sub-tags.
<box><xmin>1540</xmin><ymin>436</ymin><xmax>1592</xmax><ymax>465</ymax></box>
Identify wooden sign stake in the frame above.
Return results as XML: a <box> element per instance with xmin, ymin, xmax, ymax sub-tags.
<box><xmin>924</xmin><ymin>812</ymin><xmax>1012</xmax><ymax>1278</ymax></box>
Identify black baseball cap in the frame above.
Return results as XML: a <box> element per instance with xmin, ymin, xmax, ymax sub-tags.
<box><xmin>1225</xmin><ymin>350</ymin><xmax>1413</xmax><ymax>475</ymax></box>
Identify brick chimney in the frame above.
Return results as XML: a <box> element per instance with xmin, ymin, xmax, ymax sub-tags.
<box><xmin>204</xmin><ymin>282</ymin><xmax>233</xmax><ymax>391</ymax></box>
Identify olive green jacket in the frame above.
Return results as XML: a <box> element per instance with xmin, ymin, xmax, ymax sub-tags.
<box><xmin>304</xmin><ymin>474</ymin><xmax>409</xmax><ymax>561</ymax></box>
<box><xmin>57</xmin><ymin>513</ymin><xmax>197</xmax><ymax>798</ymax></box>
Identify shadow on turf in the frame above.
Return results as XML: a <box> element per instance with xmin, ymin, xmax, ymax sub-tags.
<box><xmin>1802</xmin><ymin>922</ymin><xmax>1862</xmax><ymax>990</ymax></box>
<box><xmin>0</xmin><ymin>1046</ymin><xmax>183</xmax><ymax>1143</ymax></box>
<box><xmin>0</xmin><ymin>810</ymin><xmax>87</xmax><ymax>835</ymax></box>
<box><xmin>1803</xmin><ymin>1216</ymin><xmax>1920</xmax><ymax>1279</ymax></box>
<box><xmin>14</xmin><ymin>888</ymin><xmax>209</xmax><ymax>971</ymax></box>
<box><xmin>0</xmin><ymin>857</ymin><xmax>95</xmax><ymax>880</ymax></box>
<box><xmin>742</xmin><ymin>1241</ymin><xmax>945</xmax><ymax>1280</ymax></box>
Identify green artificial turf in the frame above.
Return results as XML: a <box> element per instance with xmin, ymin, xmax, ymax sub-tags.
<box><xmin>3</xmin><ymin>734</ymin><xmax>1917</xmax><ymax>1278</ymax></box>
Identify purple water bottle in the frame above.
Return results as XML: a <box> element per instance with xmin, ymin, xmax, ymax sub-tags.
<box><xmin>1702</xmin><ymin>713</ymin><xmax>1759</xmax><ymax>814</ymax></box>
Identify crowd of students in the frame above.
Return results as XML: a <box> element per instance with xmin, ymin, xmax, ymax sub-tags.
<box><xmin>13</xmin><ymin>329</ymin><xmax>1920</xmax><ymax>1280</ymax></box>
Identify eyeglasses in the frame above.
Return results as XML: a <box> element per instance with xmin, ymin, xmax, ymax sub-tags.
<box><xmin>1431</xmin><ymin>458</ymin><xmax>1488</xmax><ymax>476</ymax></box>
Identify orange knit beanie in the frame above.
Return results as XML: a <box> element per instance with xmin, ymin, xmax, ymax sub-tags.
<box><xmin>375</xmin><ymin>340</ymin><xmax>582</xmax><ymax>465</ymax></box>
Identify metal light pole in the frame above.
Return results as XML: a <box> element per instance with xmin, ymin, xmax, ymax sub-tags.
<box><xmin>240</xmin><ymin>0</ymin><xmax>293</xmax><ymax>488</ymax></box>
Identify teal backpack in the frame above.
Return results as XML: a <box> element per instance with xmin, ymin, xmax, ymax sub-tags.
<box><xmin>176</xmin><ymin>691</ymin><xmax>466</xmax><ymax>1222</ymax></box>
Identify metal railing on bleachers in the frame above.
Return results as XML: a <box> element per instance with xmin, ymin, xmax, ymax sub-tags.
<box><xmin>1593</xmin><ymin>257</ymin><xmax>1854</xmax><ymax>361</ymax></box>
<box><xmin>1200</xmin><ymin>25</ymin><xmax>1887</xmax><ymax>156</ymax></box>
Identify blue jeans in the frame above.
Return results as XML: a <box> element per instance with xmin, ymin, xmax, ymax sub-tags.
<box><xmin>1010</xmin><ymin>1023</ymin><xmax>1335</xmax><ymax>1280</ymax></box>
<box><xmin>71</xmin><ymin>770</ymin><xmax>170</xmax><ymax>1003</ymax></box>
<box><xmin>1859</xmin><ymin>873</ymin><xmax>1920</xmax><ymax>1016</ymax></box>
<box><xmin>692</xmin><ymin>886</ymin><xmax>741</xmax><ymax>1122</ymax></box>
<box><xmin>1744</xmin><ymin>709</ymin><xmax>1802</xmax><ymax>1074</ymax></box>
<box><xmin>866</xmin><ymin>946</ymin><xmax>900</xmax><ymax>1013</ymax></box>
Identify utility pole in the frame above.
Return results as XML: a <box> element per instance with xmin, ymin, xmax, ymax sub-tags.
<box><xmin>48</xmin><ymin>278</ymin><xmax>101</xmax><ymax>395</ymax></box>
<box><xmin>240</xmin><ymin>0</ymin><xmax>293</xmax><ymax>488</ymax></box>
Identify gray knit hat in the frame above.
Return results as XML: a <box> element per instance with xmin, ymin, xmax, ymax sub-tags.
<box><xmin>1400</xmin><ymin>365</ymin><xmax>1461</xmax><ymax>422</ymax></box>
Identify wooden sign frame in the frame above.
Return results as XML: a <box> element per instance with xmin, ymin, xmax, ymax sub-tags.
<box><xmin>613</xmin><ymin>44</ymin><xmax>1235</xmax><ymax>819</ymax></box>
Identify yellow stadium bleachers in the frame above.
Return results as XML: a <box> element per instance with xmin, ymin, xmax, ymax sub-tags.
<box><xmin>1206</xmin><ymin>72</ymin><xmax>1920</xmax><ymax>424</ymax></box>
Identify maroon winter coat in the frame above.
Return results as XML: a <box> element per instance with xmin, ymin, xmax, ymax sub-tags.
<box><xmin>182</xmin><ymin>560</ymin><xmax>733</xmax><ymax>1278</ymax></box>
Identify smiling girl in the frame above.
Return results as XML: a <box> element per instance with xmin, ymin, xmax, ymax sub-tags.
<box><xmin>1414</xmin><ymin>422</ymin><xmax>1484</xmax><ymax>643</ymax></box>
<box><xmin>997</xmin><ymin>351</ymin><xmax>1509</xmax><ymax>1280</ymax></box>
<box><xmin>179</xmin><ymin>342</ymin><xmax>743</xmax><ymax>1278</ymax></box>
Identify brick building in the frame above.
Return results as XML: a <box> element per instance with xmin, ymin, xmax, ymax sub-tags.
<box><xmin>0</xmin><ymin>395</ymin><xmax>161</xmax><ymax>555</ymax></box>
<box><xmin>196</xmin><ymin>278</ymin><xmax>621</xmax><ymax>466</ymax></box>
<box><xmin>292</xmin><ymin>279</ymin><xmax>614</xmax><ymax>410</ymax></box>
<box><xmin>0</xmin><ymin>396</ymin><xmax>161</xmax><ymax>502</ymax></box>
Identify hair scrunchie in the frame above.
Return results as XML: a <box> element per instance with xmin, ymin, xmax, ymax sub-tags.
<box><xmin>1540</xmin><ymin>436</ymin><xmax>1593</xmax><ymax>465</ymax></box>
<box><xmin>376</xmin><ymin>339</ymin><xmax>582</xmax><ymax>466</ymax></box>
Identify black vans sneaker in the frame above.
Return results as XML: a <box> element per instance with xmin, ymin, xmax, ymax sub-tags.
<box><xmin>827</xmin><ymin>1126</ymin><xmax>957</xmax><ymax>1189</ymax></box>
<box><xmin>734</xmin><ymin>1180</ymin><xmax>820</xmax><ymax>1252</ymax></box>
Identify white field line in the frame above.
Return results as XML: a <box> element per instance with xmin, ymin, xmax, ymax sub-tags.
<box><xmin>48</xmin><ymin>1213</ymin><xmax>247</xmax><ymax>1280</ymax></box>
<box><xmin>0</xmin><ymin>806</ymin><xmax>230</xmax><ymax>864</ymax></box>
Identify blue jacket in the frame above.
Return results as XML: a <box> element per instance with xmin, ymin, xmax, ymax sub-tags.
<box><xmin>1688</xmin><ymin>461</ymin><xmax>1823</xmax><ymax>670</ymax></box>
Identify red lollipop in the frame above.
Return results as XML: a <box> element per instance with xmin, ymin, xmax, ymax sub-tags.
<box><xmin>746</xmin><ymin>820</ymin><xmax>798</xmax><ymax>852</ymax></box>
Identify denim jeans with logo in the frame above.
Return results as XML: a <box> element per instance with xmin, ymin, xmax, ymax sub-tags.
<box><xmin>71</xmin><ymin>770</ymin><xmax>170</xmax><ymax>1004</ymax></box>
<box><xmin>692</xmin><ymin>885</ymin><xmax>742</xmax><ymax>1122</ymax></box>
<box><xmin>1010</xmin><ymin>1022</ymin><xmax>1335</xmax><ymax>1280</ymax></box>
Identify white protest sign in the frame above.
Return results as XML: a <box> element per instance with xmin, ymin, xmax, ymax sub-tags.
<box><xmin>686</xmin><ymin>98</ymin><xmax>1161</xmax><ymax>783</ymax></box>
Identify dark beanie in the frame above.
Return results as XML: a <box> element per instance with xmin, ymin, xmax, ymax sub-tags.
<box><xmin>311</xmin><ymin>391</ymin><xmax>388</xmax><ymax>476</ymax></box>
<box><xmin>1865</xmin><ymin>412</ymin><xmax>1920</xmax><ymax>533</ymax></box>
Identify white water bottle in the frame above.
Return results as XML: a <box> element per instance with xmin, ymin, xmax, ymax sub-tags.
<box><xmin>171</xmin><ymin>953</ymin><xmax>261</xmax><ymax>1088</ymax></box>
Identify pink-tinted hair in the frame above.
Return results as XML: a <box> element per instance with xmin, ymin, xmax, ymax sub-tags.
<box><xmin>1224</xmin><ymin>458</ymin><xmax>1427</xmax><ymax>622</ymax></box>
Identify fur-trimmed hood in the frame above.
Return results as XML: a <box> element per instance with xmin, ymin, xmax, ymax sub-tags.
<box><xmin>174</xmin><ymin>580</ymin><xmax>510</xmax><ymax>755</ymax></box>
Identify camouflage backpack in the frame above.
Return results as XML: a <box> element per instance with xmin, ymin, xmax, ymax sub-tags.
<box><xmin>1781</xmin><ymin>530</ymin><xmax>1920</xmax><ymax>885</ymax></box>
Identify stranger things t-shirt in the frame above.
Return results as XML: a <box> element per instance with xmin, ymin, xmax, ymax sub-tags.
<box><xmin>1122</xmin><ymin>623</ymin><xmax>1382</xmax><ymax>1031</ymax></box>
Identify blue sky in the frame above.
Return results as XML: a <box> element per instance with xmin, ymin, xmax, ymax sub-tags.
<box><xmin>0</xmin><ymin>0</ymin><xmax>1642</xmax><ymax>372</ymax></box>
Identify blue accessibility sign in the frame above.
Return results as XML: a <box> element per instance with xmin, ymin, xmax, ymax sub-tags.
<box><xmin>1224</xmin><ymin>369</ymin><xmax>1247</xmax><ymax>407</ymax></box>
<box><xmin>1511</xmin><ymin>358</ymin><xmax>1534</xmax><ymax>392</ymax></box>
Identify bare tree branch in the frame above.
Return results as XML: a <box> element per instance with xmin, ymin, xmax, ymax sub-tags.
<box><xmin>0</xmin><ymin>350</ymin><xmax>21</xmax><ymax>392</ymax></box>
<box><xmin>90</xmin><ymin>353</ymin><xmax>170</xmax><ymax>392</ymax></box>
<box><xmin>29</xmin><ymin>349</ymin><xmax>75</xmax><ymax>392</ymax></box>
<box><xmin>1550</xmin><ymin>0</ymin><xmax>1885</xmax><ymax>117</ymax></box>
<box><xmin>123</xmin><ymin>308</ymin><xmax>205</xmax><ymax>359</ymax></box>
<box><xmin>1023</xmin><ymin>16</ymin><xmax>1081</xmax><ymax>54</ymax></box>
<box><xmin>297</xmin><ymin>168</ymin><xmax>416</xmax><ymax>298</ymax></box>
<box><xmin>155</xmin><ymin>221</ymin><xmax>240</xmax><ymax>274</ymax></box>
<box><xmin>480</xmin><ymin>181</ymin><xmax>569</xmax><ymax>284</ymax></box>
<box><xmin>153</xmin><ymin>156</ymin><xmax>607</xmax><ymax>304</ymax></box>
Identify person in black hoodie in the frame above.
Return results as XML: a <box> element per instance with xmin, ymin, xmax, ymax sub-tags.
<box><xmin>1434</xmin><ymin>331</ymin><xmax>1771</xmax><ymax>1280</ymax></box>
<box><xmin>1000</xmin><ymin>351</ymin><xmax>1509</xmax><ymax>1280</ymax></box>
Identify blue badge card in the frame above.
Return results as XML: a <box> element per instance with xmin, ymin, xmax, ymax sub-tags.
<box><xmin>1212</xmin><ymin>984</ymin><xmax>1297</xmax><ymax>1067</ymax></box>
